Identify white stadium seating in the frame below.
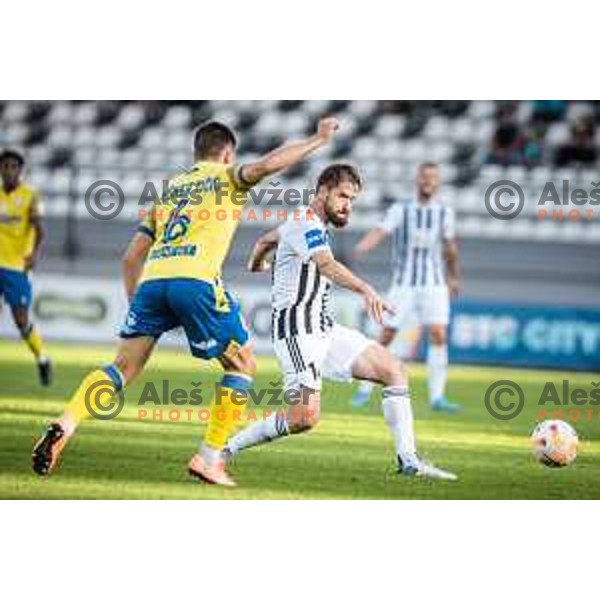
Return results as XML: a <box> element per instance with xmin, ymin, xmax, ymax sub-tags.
<box><xmin>0</xmin><ymin>100</ymin><xmax>598</xmax><ymax>243</ymax></box>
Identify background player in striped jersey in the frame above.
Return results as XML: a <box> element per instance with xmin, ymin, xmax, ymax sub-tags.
<box><xmin>351</xmin><ymin>162</ymin><xmax>460</xmax><ymax>412</ymax></box>
<box><xmin>224</xmin><ymin>164</ymin><xmax>456</xmax><ymax>480</ymax></box>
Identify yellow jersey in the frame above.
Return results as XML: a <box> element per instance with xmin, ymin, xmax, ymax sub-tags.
<box><xmin>138</xmin><ymin>161</ymin><xmax>253</xmax><ymax>283</ymax></box>
<box><xmin>0</xmin><ymin>182</ymin><xmax>41</xmax><ymax>272</ymax></box>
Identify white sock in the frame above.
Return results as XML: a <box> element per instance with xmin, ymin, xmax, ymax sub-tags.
<box><xmin>357</xmin><ymin>380</ymin><xmax>375</xmax><ymax>396</ymax></box>
<box><xmin>427</xmin><ymin>344</ymin><xmax>448</xmax><ymax>403</ymax></box>
<box><xmin>200</xmin><ymin>444</ymin><xmax>222</xmax><ymax>466</ymax></box>
<box><xmin>381</xmin><ymin>386</ymin><xmax>417</xmax><ymax>465</ymax></box>
<box><xmin>226</xmin><ymin>411</ymin><xmax>289</xmax><ymax>455</ymax></box>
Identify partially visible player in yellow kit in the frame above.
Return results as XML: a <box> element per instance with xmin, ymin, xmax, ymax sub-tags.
<box><xmin>33</xmin><ymin>118</ymin><xmax>340</xmax><ymax>486</ymax></box>
<box><xmin>0</xmin><ymin>150</ymin><xmax>52</xmax><ymax>386</ymax></box>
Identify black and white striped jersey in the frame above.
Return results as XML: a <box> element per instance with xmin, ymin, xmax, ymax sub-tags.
<box><xmin>381</xmin><ymin>197</ymin><xmax>456</xmax><ymax>288</ymax></box>
<box><xmin>272</xmin><ymin>207</ymin><xmax>334</xmax><ymax>340</ymax></box>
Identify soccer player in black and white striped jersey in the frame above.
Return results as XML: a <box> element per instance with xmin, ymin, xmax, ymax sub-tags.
<box><xmin>352</xmin><ymin>163</ymin><xmax>460</xmax><ymax>413</ymax></box>
<box><xmin>224</xmin><ymin>164</ymin><xmax>456</xmax><ymax>480</ymax></box>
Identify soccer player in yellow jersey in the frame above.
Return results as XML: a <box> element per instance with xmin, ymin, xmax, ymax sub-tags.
<box><xmin>33</xmin><ymin>117</ymin><xmax>340</xmax><ymax>486</ymax></box>
<box><xmin>0</xmin><ymin>150</ymin><xmax>52</xmax><ymax>386</ymax></box>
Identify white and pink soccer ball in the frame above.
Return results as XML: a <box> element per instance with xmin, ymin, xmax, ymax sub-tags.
<box><xmin>530</xmin><ymin>420</ymin><xmax>578</xmax><ymax>468</ymax></box>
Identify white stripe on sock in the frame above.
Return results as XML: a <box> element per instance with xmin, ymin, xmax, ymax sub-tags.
<box><xmin>226</xmin><ymin>411</ymin><xmax>289</xmax><ymax>455</ymax></box>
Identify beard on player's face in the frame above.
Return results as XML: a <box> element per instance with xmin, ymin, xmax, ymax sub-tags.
<box><xmin>418</xmin><ymin>183</ymin><xmax>438</xmax><ymax>199</ymax></box>
<box><xmin>324</xmin><ymin>195</ymin><xmax>351</xmax><ymax>228</ymax></box>
<box><xmin>417</xmin><ymin>171</ymin><xmax>440</xmax><ymax>199</ymax></box>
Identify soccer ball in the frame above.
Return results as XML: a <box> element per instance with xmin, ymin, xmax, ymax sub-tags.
<box><xmin>530</xmin><ymin>420</ymin><xmax>578</xmax><ymax>468</ymax></box>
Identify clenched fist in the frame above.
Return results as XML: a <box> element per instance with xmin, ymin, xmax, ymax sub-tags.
<box><xmin>317</xmin><ymin>117</ymin><xmax>340</xmax><ymax>142</ymax></box>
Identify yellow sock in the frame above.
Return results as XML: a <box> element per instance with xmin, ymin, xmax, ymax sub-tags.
<box><xmin>204</xmin><ymin>373</ymin><xmax>252</xmax><ymax>451</ymax></box>
<box><xmin>63</xmin><ymin>365</ymin><xmax>124</xmax><ymax>425</ymax></box>
<box><xmin>23</xmin><ymin>324</ymin><xmax>44</xmax><ymax>358</ymax></box>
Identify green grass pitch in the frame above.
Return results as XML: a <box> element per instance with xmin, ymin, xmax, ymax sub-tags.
<box><xmin>0</xmin><ymin>340</ymin><xmax>598</xmax><ymax>499</ymax></box>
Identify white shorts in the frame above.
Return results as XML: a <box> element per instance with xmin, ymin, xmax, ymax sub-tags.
<box><xmin>273</xmin><ymin>324</ymin><xmax>374</xmax><ymax>391</ymax></box>
<box><xmin>383</xmin><ymin>285</ymin><xmax>450</xmax><ymax>330</ymax></box>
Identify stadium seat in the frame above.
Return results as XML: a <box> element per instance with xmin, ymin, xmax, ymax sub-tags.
<box><xmin>47</xmin><ymin>125</ymin><xmax>73</xmax><ymax>148</ymax></box>
<box><xmin>27</xmin><ymin>145</ymin><xmax>52</xmax><ymax>166</ymax></box>
<box><xmin>468</xmin><ymin>100</ymin><xmax>495</xmax><ymax>120</ymax></box>
<box><xmin>72</xmin><ymin>103</ymin><xmax>98</xmax><ymax>126</ymax></box>
<box><xmin>3</xmin><ymin>123</ymin><xmax>27</xmax><ymax>145</ymax></box>
<box><xmin>50</xmin><ymin>168</ymin><xmax>69</xmax><ymax>191</ymax></box>
<box><xmin>164</xmin><ymin>105</ymin><xmax>192</xmax><ymax>129</ymax></box>
<box><xmin>479</xmin><ymin>164</ymin><xmax>504</xmax><ymax>183</ymax></box>
<box><xmin>4</xmin><ymin>101</ymin><xmax>28</xmax><ymax>122</ymax></box>
<box><xmin>117</xmin><ymin>103</ymin><xmax>146</xmax><ymax>130</ymax></box>
<box><xmin>439</xmin><ymin>163</ymin><xmax>458</xmax><ymax>182</ymax></box>
<box><xmin>380</xmin><ymin>161</ymin><xmax>406</xmax><ymax>182</ymax></box>
<box><xmin>451</xmin><ymin>118</ymin><xmax>476</xmax><ymax>143</ymax></box>
<box><xmin>529</xmin><ymin>166</ymin><xmax>553</xmax><ymax>187</ymax></box>
<box><xmin>515</xmin><ymin>101</ymin><xmax>533</xmax><ymax>124</ymax></box>
<box><xmin>301</xmin><ymin>100</ymin><xmax>329</xmax><ymax>115</ymax></box>
<box><xmin>0</xmin><ymin>100</ymin><xmax>596</xmax><ymax>251</ymax></box>
<box><xmin>349</xmin><ymin>100</ymin><xmax>377</xmax><ymax>117</ymax></box>
<box><xmin>545</xmin><ymin>122</ymin><xmax>570</xmax><ymax>148</ymax></box>
<box><xmin>96</xmin><ymin>149</ymin><xmax>122</xmax><ymax>168</ymax></box>
<box><xmin>423</xmin><ymin>116</ymin><xmax>451</xmax><ymax>140</ymax></box>
<box><xmin>352</xmin><ymin>137</ymin><xmax>379</xmax><ymax>161</ymax></box>
<box><xmin>566</xmin><ymin>101</ymin><xmax>594</xmax><ymax>123</ymax></box>
<box><xmin>47</xmin><ymin>102</ymin><xmax>73</xmax><ymax>125</ymax></box>
<box><xmin>505</xmin><ymin>165</ymin><xmax>527</xmax><ymax>182</ymax></box>
<box><xmin>374</xmin><ymin>115</ymin><xmax>404</xmax><ymax>138</ymax></box>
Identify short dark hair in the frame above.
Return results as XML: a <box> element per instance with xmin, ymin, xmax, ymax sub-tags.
<box><xmin>316</xmin><ymin>164</ymin><xmax>362</xmax><ymax>193</ymax></box>
<box><xmin>193</xmin><ymin>121</ymin><xmax>237</xmax><ymax>159</ymax></box>
<box><xmin>419</xmin><ymin>162</ymin><xmax>439</xmax><ymax>171</ymax></box>
<box><xmin>0</xmin><ymin>149</ymin><xmax>25</xmax><ymax>167</ymax></box>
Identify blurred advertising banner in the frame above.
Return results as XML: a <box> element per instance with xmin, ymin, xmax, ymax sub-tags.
<box><xmin>448</xmin><ymin>301</ymin><xmax>600</xmax><ymax>372</ymax></box>
<box><xmin>1</xmin><ymin>275</ymin><xmax>598</xmax><ymax>371</ymax></box>
<box><xmin>0</xmin><ymin>274</ymin><xmax>128</xmax><ymax>343</ymax></box>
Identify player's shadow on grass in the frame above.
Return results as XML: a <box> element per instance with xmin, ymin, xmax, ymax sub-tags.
<box><xmin>0</xmin><ymin>418</ymin><xmax>532</xmax><ymax>499</ymax></box>
<box><xmin>3</xmin><ymin>416</ymin><xmax>598</xmax><ymax>499</ymax></box>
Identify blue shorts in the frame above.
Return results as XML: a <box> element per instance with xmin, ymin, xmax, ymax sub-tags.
<box><xmin>120</xmin><ymin>278</ymin><xmax>249</xmax><ymax>360</ymax></box>
<box><xmin>0</xmin><ymin>267</ymin><xmax>32</xmax><ymax>311</ymax></box>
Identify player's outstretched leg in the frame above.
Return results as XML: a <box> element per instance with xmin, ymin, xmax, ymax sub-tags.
<box><xmin>32</xmin><ymin>366</ymin><xmax>124</xmax><ymax>475</ymax></box>
<box><xmin>12</xmin><ymin>306</ymin><xmax>52</xmax><ymax>387</ymax></box>
<box><xmin>427</xmin><ymin>324</ymin><xmax>459</xmax><ymax>413</ymax></box>
<box><xmin>188</xmin><ymin>344</ymin><xmax>257</xmax><ymax>487</ymax></box>
<box><xmin>32</xmin><ymin>337</ymin><xmax>154</xmax><ymax>476</ymax></box>
<box><xmin>351</xmin><ymin>326</ymin><xmax>396</xmax><ymax>407</ymax></box>
<box><xmin>224</xmin><ymin>386</ymin><xmax>320</xmax><ymax>458</ymax></box>
<box><xmin>352</xmin><ymin>343</ymin><xmax>457</xmax><ymax>481</ymax></box>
